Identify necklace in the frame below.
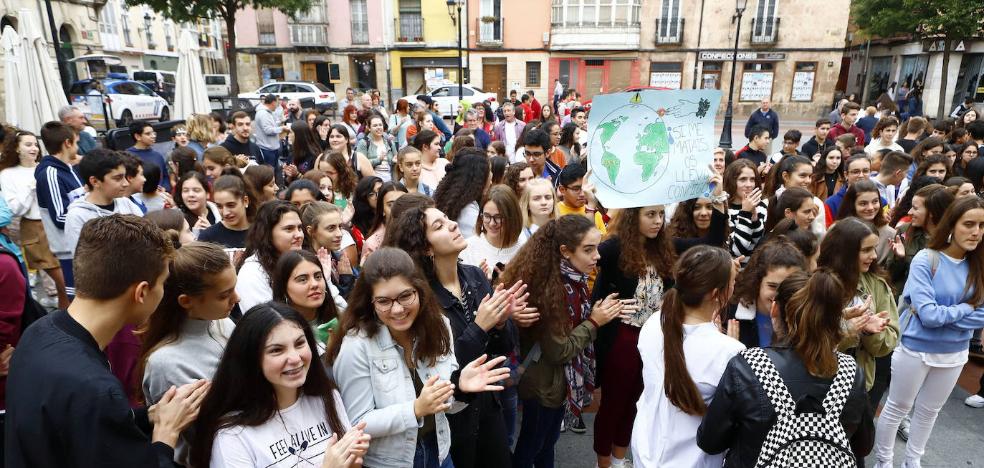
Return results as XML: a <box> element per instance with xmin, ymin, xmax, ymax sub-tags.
<box><xmin>275</xmin><ymin>404</ymin><xmax>318</xmax><ymax>467</ymax></box>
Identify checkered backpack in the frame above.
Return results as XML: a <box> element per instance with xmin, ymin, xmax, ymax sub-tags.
<box><xmin>742</xmin><ymin>347</ymin><xmax>858</xmax><ymax>468</ymax></box>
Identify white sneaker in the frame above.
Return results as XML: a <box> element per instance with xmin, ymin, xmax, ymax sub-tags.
<box><xmin>965</xmin><ymin>394</ymin><xmax>984</xmax><ymax>408</ymax></box>
<box><xmin>897</xmin><ymin>415</ymin><xmax>911</xmax><ymax>441</ymax></box>
<box><xmin>611</xmin><ymin>458</ymin><xmax>632</xmax><ymax>468</ymax></box>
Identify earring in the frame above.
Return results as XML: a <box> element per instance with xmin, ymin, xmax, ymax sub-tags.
<box><xmin>948</xmin><ymin>233</ymin><xmax>953</xmax><ymax>244</ymax></box>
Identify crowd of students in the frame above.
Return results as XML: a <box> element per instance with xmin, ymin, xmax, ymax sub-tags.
<box><xmin>0</xmin><ymin>92</ymin><xmax>982</xmax><ymax>468</ymax></box>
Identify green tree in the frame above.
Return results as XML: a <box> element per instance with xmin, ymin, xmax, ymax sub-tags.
<box><xmin>852</xmin><ymin>0</ymin><xmax>984</xmax><ymax>118</ymax></box>
<box><xmin>129</xmin><ymin>0</ymin><xmax>315</xmax><ymax>98</ymax></box>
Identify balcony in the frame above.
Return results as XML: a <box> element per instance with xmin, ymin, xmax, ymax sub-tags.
<box><xmin>751</xmin><ymin>16</ymin><xmax>780</xmax><ymax>44</ymax></box>
<box><xmin>395</xmin><ymin>14</ymin><xmax>424</xmax><ymax>43</ymax></box>
<box><xmin>655</xmin><ymin>17</ymin><xmax>683</xmax><ymax>44</ymax></box>
<box><xmin>476</xmin><ymin>16</ymin><xmax>503</xmax><ymax>46</ymax></box>
<box><xmin>290</xmin><ymin>24</ymin><xmax>327</xmax><ymax>46</ymax></box>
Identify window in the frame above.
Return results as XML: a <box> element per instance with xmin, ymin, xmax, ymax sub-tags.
<box><xmin>121</xmin><ymin>12</ymin><xmax>132</xmax><ymax>47</ymax></box>
<box><xmin>740</xmin><ymin>62</ymin><xmax>774</xmax><ymax>101</ymax></box>
<box><xmin>164</xmin><ymin>20</ymin><xmax>174</xmax><ymax>51</ymax></box>
<box><xmin>526</xmin><ymin>62</ymin><xmax>541</xmax><ymax>87</ymax></box>
<box><xmin>256</xmin><ymin>8</ymin><xmax>276</xmax><ymax>45</ymax></box>
<box><xmin>649</xmin><ymin>62</ymin><xmax>682</xmax><ymax>89</ymax></box>
<box><xmin>351</xmin><ymin>0</ymin><xmax>369</xmax><ymax>44</ymax></box>
<box><xmin>259</xmin><ymin>84</ymin><xmax>280</xmax><ymax>94</ymax></box>
<box><xmin>99</xmin><ymin>1</ymin><xmax>118</xmax><ymax>34</ymax></box>
<box><xmin>657</xmin><ymin>0</ymin><xmax>681</xmax><ymax>42</ymax></box>
<box><xmin>279</xmin><ymin>84</ymin><xmax>299</xmax><ymax>93</ymax></box>
<box><xmin>551</xmin><ymin>0</ymin><xmax>641</xmax><ymax>27</ymax></box>
<box><xmin>701</xmin><ymin>62</ymin><xmax>722</xmax><ymax>89</ymax></box>
<box><xmin>791</xmin><ymin>62</ymin><xmax>816</xmax><ymax>101</ymax></box>
<box><xmin>752</xmin><ymin>0</ymin><xmax>778</xmax><ymax>42</ymax></box>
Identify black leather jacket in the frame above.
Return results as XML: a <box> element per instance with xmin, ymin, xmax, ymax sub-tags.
<box><xmin>696</xmin><ymin>347</ymin><xmax>874</xmax><ymax>467</ymax></box>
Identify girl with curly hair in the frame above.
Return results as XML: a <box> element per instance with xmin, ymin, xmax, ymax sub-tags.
<box><xmin>434</xmin><ymin>148</ymin><xmax>491</xmax><ymax>239</ymax></box>
<box><xmin>326</xmin><ymin>248</ymin><xmax>510</xmax><ymax>468</ymax></box>
<box><xmin>724</xmin><ymin>238</ymin><xmax>806</xmax><ymax>349</ymax></box>
<box><xmin>503</xmin><ymin>161</ymin><xmax>535</xmax><ymax>199</ymax></box>
<box><xmin>500</xmin><ymin>215</ymin><xmax>633</xmax><ymax>467</ymax></box>
<box><xmin>667</xmin><ymin>192</ymin><xmax>730</xmax><ymax>254</ymax></box>
<box><xmin>385</xmin><ymin>203</ymin><xmax>530</xmax><ymax>466</ymax></box>
<box><xmin>591</xmin><ymin>206</ymin><xmax>674</xmax><ymax>468</ymax></box>
<box><xmin>235</xmin><ymin>200</ymin><xmax>305</xmax><ymax>312</ymax></box>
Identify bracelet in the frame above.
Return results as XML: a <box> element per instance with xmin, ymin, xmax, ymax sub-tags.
<box><xmin>586</xmin><ymin>317</ymin><xmax>600</xmax><ymax>329</ymax></box>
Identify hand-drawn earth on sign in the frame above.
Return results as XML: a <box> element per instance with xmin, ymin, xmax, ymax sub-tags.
<box><xmin>587</xmin><ymin>90</ymin><xmax>720</xmax><ymax>208</ymax></box>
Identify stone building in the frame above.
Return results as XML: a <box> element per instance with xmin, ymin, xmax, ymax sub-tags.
<box><xmin>638</xmin><ymin>0</ymin><xmax>852</xmax><ymax>119</ymax></box>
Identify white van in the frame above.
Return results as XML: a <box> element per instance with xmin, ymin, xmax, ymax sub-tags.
<box><xmin>132</xmin><ymin>69</ymin><xmax>176</xmax><ymax>102</ymax></box>
<box><xmin>205</xmin><ymin>74</ymin><xmax>231</xmax><ymax>98</ymax></box>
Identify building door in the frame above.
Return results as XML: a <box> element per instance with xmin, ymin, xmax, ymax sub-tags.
<box><xmin>483</xmin><ymin>63</ymin><xmax>506</xmax><ymax>103</ymax></box>
<box><xmin>835</xmin><ymin>57</ymin><xmax>850</xmax><ymax>92</ymax></box>
<box><xmin>584</xmin><ymin>66</ymin><xmax>604</xmax><ymax>101</ymax></box>
<box><xmin>953</xmin><ymin>54</ymin><xmax>984</xmax><ymax>106</ymax></box>
<box><xmin>404</xmin><ymin>68</ymin><xmax>425</xmax><ymax>96</ymax></box>
<box><xmin>301</xmin><ymin>63</ymin><xmax>319</xmax><ymax>82</ymax></box>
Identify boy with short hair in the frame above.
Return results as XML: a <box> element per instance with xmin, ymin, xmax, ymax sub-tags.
<box><xmin>6</xmin><ymin>215</ymin><xmax>208</xmax><ymax>467</ymax></box>
<box><xmin>872</xmin><ymin>151</ymin><xmax>913</xmax><ymax>209</ymax></box>
<box><xmin>835</xmin><ymin>133</ymin><xmax>858</xmax><ymax>154</ymax></box>
<box><xmin>120</xmin><ymin>152</ymin><xmax>148</xmax><ymax>213</ymax></box>
<box><xmin>35</xmin><ymin>121</ymin><xmax>84</xmax><ymax>295</ymax></box>
<box><xmin>856</xmin><ymin>106</ymin><xmax>880</xmax><ymax>144</ymax></box>
<box><xmin>801</xmin><ymin>118</ymin><xmax>835</xmax><ymax>157</ymax></box>
<box><xmin>828</xmin><ymin>101</ymin><xmax>865</xmax><ymax>147</ymax></box>
<box><xmin>64</xmin><ymin>149</ymin><xmax>144</xmax><ymax>257</ymax></box>
<box><xmin>770</xmin><ymin>129</ymin><xmax>803</xmax><ymax>163</ymax></box>
<box><xmin>127</xmin><ymin>121</ymin><xmax>170</xmax><ymax>191</ymax></box>
<box><xmin>735</xmin><ymin>125</ymin><xmax>771</xmax><ymax>167</ymax></box>
<box><xmin>523</xmin><ymin>128</ymin><xmax>559</xmax><ymax>181</ymax></box>
<box><xmin>556</xmin><ymin>162</ymin><xmax>607</xmax><ymax>234</ymax></box>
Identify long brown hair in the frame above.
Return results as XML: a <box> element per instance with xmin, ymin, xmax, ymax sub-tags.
<box><xmin>731</xmin><ymin>239</ymin><xmax>806</xmax><ymax>307</ymax></box>
<box><xmin>723</xmin><ymin>159</ymin><xmax>759</xmax><ymax>204</ymax></box>
<box><xmin>928</xmin><ymin>196</ymin><xmax>984</xmax><ymax>306</ymax></box>
<box><xmin>836</xmin><ymin>179</ymin><xmax>887</xmax><ymax>228</ymax></box>
<box><xmin>661</xmin><ymin>245</ymin><xmax>734</xmax><ymax>416</ymax></box>
<box><xmin>499</xmin><ymin>215</ymin><xmax>596</xmax><ymax>337</ymax></box>
<box><xmin>607</xmin><ymin>206</ymin><xmax>675</xmax><ymax>278</ymax></box>
<box><xmin>773</xmin><ymin>269</ymin><xmax>846</xmax><ymax>378</ymax></box>
<box><xmin>817</xmin><ymin>217</ymin><xmax>883</xmax><ymax>300</ymax></box>
<box><xmin>136</xmin><ymin>242</ymin><xmax>234</xmax><ymax>401</ymax></box>
<box><xmin>0</xmin><ymin>129</ymin><xmax>36</xmax><ymax>171</ymax></box>
<box><xmin>324</xmin><ymin>247</ymin><xmax>452</xmax><ymax>366</ymax></box>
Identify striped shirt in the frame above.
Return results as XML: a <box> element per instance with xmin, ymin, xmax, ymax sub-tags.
<box><xmin>728</xmin><ymin>201</ymin><xmax>769</xmax><ymax>260</ymax></box>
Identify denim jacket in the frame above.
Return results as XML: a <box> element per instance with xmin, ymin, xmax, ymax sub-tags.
<box><xmin>333</xmin><ymin>317</ymin><xmax>465</xmax><ymax>468</ymax></box>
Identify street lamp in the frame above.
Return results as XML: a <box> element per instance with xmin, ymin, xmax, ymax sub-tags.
<box><xmin>446</xmin><ymin>0</ymin><xmax>463</xmax><ymax>101</ymax></box>
<box><xmin>718</xmin><ymin>0</ymin><xmax>749</xmax><ymax>150</ymax></box>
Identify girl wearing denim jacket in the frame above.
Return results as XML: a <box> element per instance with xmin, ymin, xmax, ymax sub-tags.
<box><xmin>327</xmin><ymin>248</ymin><xmax>509</xmax><ymax>468</ymax></box>
<box><xmin>873</xmin><ymin>196</ymin><xmax>984</xmax><ymax>468</ymax></box>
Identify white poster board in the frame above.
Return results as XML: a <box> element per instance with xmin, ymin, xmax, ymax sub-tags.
<box><xmin>791</xmin><ymin>71</ymin><xmax>815</xmax><ymax>101</ymax></box>
<box><xmin>649</xmin><ymin>72</ymin><xmax>682</xmax><ymax>90</ymax></box>
<box><xmin>740</xmin><ymin>72</ymin><xmax>773</xmax><ymax>101</ymax></box>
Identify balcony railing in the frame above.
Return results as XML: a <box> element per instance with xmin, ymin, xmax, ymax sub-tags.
<box><xmin>258</xmin><ymin>32</ymin><xmax>276</xmax><ymax>45</ymax></box>
<box><xmin>477</xmin><ymin>16</ymin><xmax>503</xmax><ymax>45</ymax></box>
<box><xmin>751</xmin><ymin>16</ymin><xmax>780</xmax><ymax>44</ymax></box>
<box><xmin>290</xmin><ymin>24</ymin><xmax>327</xmax><ymax>46</ymax></box>
<box><xmin>396</xmin><ymin>14</ymin><xmax>424</xmax><ymax>42</ymax></box>
<box><xmin>655</xmin><ymin>17</ymin><xmax>683</xmax><ymax>44</ymax></box>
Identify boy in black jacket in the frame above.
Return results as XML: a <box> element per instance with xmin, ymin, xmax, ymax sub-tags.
<box><xmin>5</xmin><ymin>215</ymin><xmax>209</xmax><ymax>468</ymax></box>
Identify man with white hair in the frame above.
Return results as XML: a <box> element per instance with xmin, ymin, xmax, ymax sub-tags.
<box><xmin>58</xmin><ymin>105</ymin><xmax>98</xmax><ymax>155</ymax></box>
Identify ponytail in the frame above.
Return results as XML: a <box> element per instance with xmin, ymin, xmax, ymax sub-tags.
<box><xmin>775</xmin><ymin>269</ymin><xmax>845</xmax><ymax>378</ymax></box>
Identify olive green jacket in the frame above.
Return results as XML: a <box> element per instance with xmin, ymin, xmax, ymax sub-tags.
<box><xmin>838</xmin><ymin>272</ymin><xmax>900</xmax><ymax>390</ymax></box>
<box><xmin>518</xmin><ymin>321</ymin><xmax>598</xmax><ymax>408</ymax></box>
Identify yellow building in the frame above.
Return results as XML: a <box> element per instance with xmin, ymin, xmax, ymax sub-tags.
<box><xmin>390</xmin><ymin>0</ymin><xmax>466</xmax><ymax>97</ymax></box>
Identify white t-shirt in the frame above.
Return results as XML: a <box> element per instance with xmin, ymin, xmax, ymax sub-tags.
<box><xmin>211</xmin><ymin>393</ymin><xmax>351</xmax><ymax>467</ymax></box>
<box><xmin>503</xmin><ymin>120</ymin><xmax>519</xmax><ymax>161</ymax></box>
<box><xmin>459</xmin><ymin>233</ymin><xmax>528</xmax><ymax>269</ymax></box>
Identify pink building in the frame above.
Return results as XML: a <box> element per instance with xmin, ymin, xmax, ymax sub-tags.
<box><xmin>466</xmin><ymin>0</ymin><xmax>551</xmax><ymax>103</ymax></box>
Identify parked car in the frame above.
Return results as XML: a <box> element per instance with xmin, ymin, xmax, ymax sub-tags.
<box><xmin>69</xmin><ymin>79</ymin><xmax>170</xmax><ymax>129</ymax></box>
<box><xmin>237</xmin><ymin>81</ymin><xmax>337</xmax><ymax>112</ymax></box>
<box><xmin>132</xmin><ymin>70</ymin><xmax>176</xmax><ymax>103</ymax></box>
<box><xmin>204</xmin><ymin>74</ymin><xmax>231</xmax><ymax>98</ymax></box>
<box><xmin>404</xmin><ymin>84</ymin><xmax>499</xmax><ymax>117</ymax></box>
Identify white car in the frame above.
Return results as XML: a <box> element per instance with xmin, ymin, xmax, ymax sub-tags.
<box><xmin>404</xmin><ymin>84</ymin><xmax>499</xmax><ymax>117</ymax></box>
<box><xmin>238</xmin><ymin>81</ymin><xmax>337</xmax><ymax>112</ymax></box>
<box><xmin>68</xmin><ymin>79</ymin><xmax>170</xmax><ymax>128</ymax></box>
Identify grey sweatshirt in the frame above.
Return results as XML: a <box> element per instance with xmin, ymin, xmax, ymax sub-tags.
<box><xmin>142</xmin><ymin>317</ymin><xmax>236</xmax><ymax>465</ymax></box>
<box><xmin>64</xmin><ymin>196</ymin><xmax>144</xmax><ymax>256</ymax></box>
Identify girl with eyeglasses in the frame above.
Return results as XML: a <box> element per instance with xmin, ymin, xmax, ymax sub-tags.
<box><xmin>327</xmin><ymin>248</ymin><xmax>511</xmax><ymax>468</ymax></box>
<box><xmin>458</xmin><ymin>185</ymin><xmax>529</xmax><ymax>277</ymax></box>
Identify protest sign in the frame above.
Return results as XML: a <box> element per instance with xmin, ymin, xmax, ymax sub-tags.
<box><xmin>586</xmin><ymin>89</ymin><xmax>722</xmax><ymax>209</ymax></box>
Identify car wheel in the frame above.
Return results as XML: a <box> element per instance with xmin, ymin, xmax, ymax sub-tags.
<box><xmin>118</xmin><ymin>110</ymin><xmax>133</xmax><ymax>128</ymax></box>
<box><xmin>159</xmin><ymin>107</ymin><xmax>170</xmax><ymax>122</ymax></box>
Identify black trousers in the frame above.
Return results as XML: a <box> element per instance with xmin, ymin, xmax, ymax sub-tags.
<box><xmin>447</xmin><ymin>392</ymin><xmax>512</xmax><ymax>468</ymax></box>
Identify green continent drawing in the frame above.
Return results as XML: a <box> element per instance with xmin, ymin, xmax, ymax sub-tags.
<box><xmin>597</xmin><ymin>116</ymin><xmax>628</xmax><ymax>184</ymax></box>
<box><xmin>633</xmin><ymin>121</ymin><xmax>670</xmax><ymax>181</ymax></box>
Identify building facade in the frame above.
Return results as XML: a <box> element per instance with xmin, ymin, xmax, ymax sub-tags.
<box><xmin>465</xmin><ymin>0</ymin><xmax>551</xmax><ymax>104</ymax></box>
<box><xmin>638</xmin><ymin>0</ymin><xmax>851</xmax><ymax>118</ymax></box>
<box><xmin>842</xmin><ymin>33</ymin><xmax>984</xmax><ymax>119</ymax></box>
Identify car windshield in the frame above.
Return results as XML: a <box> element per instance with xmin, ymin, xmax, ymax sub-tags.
<box><xmin>469</xmin><ymin>85</ymin><xmax>485</xmax><ymax>93</ymax></box>
<box><xmin>312</xmin><ymin>83</ymin><xmax>331</xmax><ymax>92</ymax></box>
<box><xmin>132</xmin><ymin>72</ymin><xmax>156</xmax><ymax>82</ymax></box>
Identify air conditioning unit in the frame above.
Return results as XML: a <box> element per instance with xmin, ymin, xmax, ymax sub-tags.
<box><xmin>542</xmin><ymin>32</ymin><xmax>549</xmax><ymax>45</ymax></box>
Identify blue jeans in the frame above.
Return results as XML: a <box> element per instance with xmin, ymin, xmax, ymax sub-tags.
<box><xmin>501</xmin><ymin>385</ymin><xmax>519</xmax><ymax>448</ymax></box>
<box><xmin>413</xmin><ymin>432</ymin><xmax>454</xmax><ymax>468</ymax></box>
<box><xmin>512</xmin><ymin>398</ymin><xmax>564</xmax><ymax>468</ymax></box>
<box><xmin>257</xmin><ymin>146</ymin><xmax>283</xmax><ymax>186</ymax></box>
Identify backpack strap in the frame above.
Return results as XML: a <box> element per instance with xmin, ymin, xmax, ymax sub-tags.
<box><xmin>900</xmin><ymin>249</ymin><xmax>941</xmax><ymax>332</ymax></box>
<box><xmin>741</xmin><ymin>347</ymin><xmax>796</xmax><ymax>413</ymax></box>
<box><xmin>821</xmin><ymin>353</ymin><xmax>858</xmax><ymax>419</ymax></box>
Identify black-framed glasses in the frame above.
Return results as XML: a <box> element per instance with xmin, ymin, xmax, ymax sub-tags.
<box><xmin>482</xmin><ymin>213</ymin><xmax>505</xmax><ymax>225</ymax></box>
<box><xmin>372</xmin><ymin>288</ymin><xmax>417</xmax><ymax>312</ymax></box>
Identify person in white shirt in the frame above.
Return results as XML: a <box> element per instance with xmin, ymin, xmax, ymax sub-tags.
<box><xmin>632</xmin><ymin>246</ymin><xmax>744</xmax><ymax>468</ymax></box>
<box><xmin>493</xmin><ymin>103</ymin><xmax>525</xmax><ymax>162</ymax></box>
<box><xmin>864</xmin><ymin>116</ymin><xmax>905</xmax><ymax>154</ymax></box>
<box><xmin>191</xmin><ymin>302</ymin><xmax>370</xmax><ymax>467</ymax></box>
<box><xmin>433</xmin><ymin>149</ymin><xmax>491</xmax><ymax>240</ymax></box>
<box><xmin>459</xmin><ymin>185</ymin><xmax>528</xmax><ymax>277</ymax></box>
<box><xmin>236</xmin><ymin>201</ymin><xmax>306</xmax><ymax>313</ymax></box>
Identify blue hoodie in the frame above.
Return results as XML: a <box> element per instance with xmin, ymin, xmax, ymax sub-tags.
<box><xmin>900</xmin><ymin>249</ymin><xmax>984</xmax><ymax>353</ymax></box>
<box><xmin>34</xmin><ymin>156</ymin><xmax>83</xmax><ymax>259</ymax></box>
